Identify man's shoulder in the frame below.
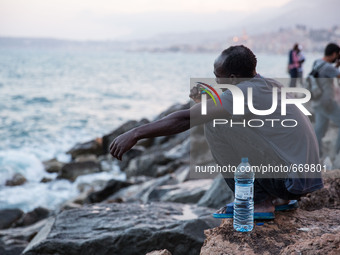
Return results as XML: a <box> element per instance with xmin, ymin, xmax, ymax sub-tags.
<box><xmin>237</xmin><ymin>76</ymin><xmax>283</xmax><ymax>89</ymax></box>
<box><xmin>318</xmin><ymin>60</ymin><xmax>339</xmax><ymax>77</ymax></box>
<box><xmin>315</xmin><ymin>58</ymin><xmax>334</xmax><ymax>70</ymax></box>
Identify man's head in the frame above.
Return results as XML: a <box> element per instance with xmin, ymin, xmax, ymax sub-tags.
<box><xmin>293</xmin><ymin>43</ymin><xmax>299</xmax><ymax>52</ymax></box>
<box><xmin>214</xmin><ymin>45</ymin><xmax>257</xmax><ymax>84</ymax></box>
<box><xmin>324</xmin><ymin>43</ymin><xmax>340</xmax><ymax>63</ymax></box>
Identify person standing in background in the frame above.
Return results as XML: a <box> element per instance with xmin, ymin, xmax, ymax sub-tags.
<box><xmin>288</xmin><ymin>43</ymin><xmax>304</xmax><ymax>87</ymax></box>
<box><xmin>297</xmin><ymin>45</ymin><xmax>305</xmax><ymax>86</ymax></box>
<box><xmin>312</xmin><ymin>43</ymin><xmax>340</xmax><ymax>157</ymax></box>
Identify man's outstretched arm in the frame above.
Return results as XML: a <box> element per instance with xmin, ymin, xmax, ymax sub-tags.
<box><xmin>110</xmin><ymin>99</ymin><xmax>229</xmax><ymax>160</ymax></box>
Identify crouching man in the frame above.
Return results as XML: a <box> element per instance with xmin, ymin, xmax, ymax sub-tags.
<box><xmin>110</xmin><ymin>45</ymin><xmax>323</xmax><ymax>219</ymax></box>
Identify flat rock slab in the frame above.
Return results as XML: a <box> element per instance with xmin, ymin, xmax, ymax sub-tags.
<box><xmin>23</xmin><ymin>202</ymin><xmax>220</xmax><ymax>255</ymax></box>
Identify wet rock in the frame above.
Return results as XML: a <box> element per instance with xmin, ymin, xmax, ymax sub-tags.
<box><xmin>149</xmin><ymin>179</ymin><xmax>213</xmax><ymax>204</ymax></box>
<box><xmin>118</xmin><ymin>146</ymin><xmax>144</xmax><ymax>171</ymax></box>
<box><xmin>120</xmin><ymin>127</ymin><xmax>190</xmax><ymax>178</ymax></box>
<box><xmin>85</xmin><ymin>179</ymin><xmax>132</xmax><ymax>204</ymax></box>
<box><xmin>60</xmin><ymin>202</ymin><xmax>82</xmax><ymax>211</ymax></box>
<box><xmin>163</xmin><ymin>138</ymin><xmax>190</xmax><ymax>160</ymax></box>
<box><xmin>74</xmin><ymin>154</ymin><xmax>98</xmax><ymax>163</ymax></box>
<box><xmin>97</xmin><ymin>154</ymin><xmax>118</xmax><ymax>172</ymax></box>
<box><xmin>76</xmin><ymin>179</ymin><xmax>107</xmax><ymax>193</ymax></box>
<box><xmin>158</xmin><ymin>130</ymin><xmax>189</xmax><ymax>151</ymax></box>
<box><xmin>127</xmin><ymin>175</ymin><xmax>154</xmax><ymax>184</ymax></box>
<box><xmin>42</xmin><ymin>158</ymin><xmax>64</xmax><ymax>173</ymax></box>
<box><xmin>23</xmin><ymin>202</ymin><xmax>220</xmax><ymax>255</ymax></box>
<box><xmin>14</xmin><ymin>207</ymin><xmax>50</xmax><ymax>228</ymax></box>
<box><xmin>124</xmin><ymin>152</ymin><xmax>172</xmax><ymax>178</ymax></box>
<box><xmin>124</xmin><ymin>132</ymin><xmax>190</xmax><ymax>179</ymax></box>
<box><xmin>146</xmin><ymin>249</ymin><xmax>172</xmax><ymax>255</ymax></box>
<box><xmin>69</xmin><ymin>191</ymin><xmax>92</xmax><ymax>206</ymax></box>
<box><xmin>106</xmin><ymin>174</ymin><xmax>175</xmax><ymax>203</ymax></box>
<box><xmin>67</xmin><ymin>138</ymin><xmax>104</xmax><ymax>159</ymax></box>
<box><xmin>0</xmin><ymin>218</ymin><xmax>48</xmax><ymax>255</ymax></box>
<box><xmin>172</xmin><ymin>165</ymin><xmax>190</xmax><ymax>183</ymax></box>
<box><xmin>190</xmin><ymin>125</ymin><xmax>215</xmax><ymax>166</ymax></box>
<box><xmin>5</xmin><ymin>173</ymin><xmax>27</xmax><ymax>186</ymax></box>
<box><xmin>0</xmin><ymin>209</ymin><xmax>24</xmax><ymax>230</ymax></box>
<box><xmin>40</xmin><ymin>177</ymin><xmax>52</xmax><ymax>183</ymax></box>
<box><xmin>58</xmin><ymin>161</ymin><xmax>101</xmax><ymax>181</ymax></box>
<box><xmin>197</xmin><ymin>177</ymin><xmax>234</xmax><ymax>209</ymax></box>
<box><xmin>156</xmin><ymin>159</ymin><xmax>185</xmax><ymax>177</ymax></box>
<box><xmin>102</xmin><ymin>118</ymin><xmax>149</xmax><ymax>154</ymax></box>
<box><xmin>153</xmin><ymin>135</ymin><xmax>175</xmax><ymax>146</ymax></box>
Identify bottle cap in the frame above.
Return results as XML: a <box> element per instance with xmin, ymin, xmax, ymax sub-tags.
<box><xmin>241</xmin><ymin>157</ymin><xmax>248</xmax><ymax>163</ymax></box>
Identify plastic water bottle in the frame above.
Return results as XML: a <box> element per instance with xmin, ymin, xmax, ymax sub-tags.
<box><xmin>233</xmin><ymin>157</ymin><xmax>254</xmax><ymax>232</ymax></box>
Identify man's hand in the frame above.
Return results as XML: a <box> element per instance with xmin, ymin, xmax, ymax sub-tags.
<box><xmin>109</xmin><ymin>130</ymin><xmax>138</xmax><ymax>160</ymax></box>
<box><xmin>189</xmin><ymin>84</ymin><xmax>202</xmax><ymax>103</ymax></box>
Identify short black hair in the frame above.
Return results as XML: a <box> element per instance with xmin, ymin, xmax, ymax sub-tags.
<box><xmin>325</xmin><ymin>43</ymin><xmax>340</xmax><ymax>56</ymax></box>
<box><xmin>220</xmin><ymin>45</ymin><xmax>257</xmax><ymax>77</ymax></box>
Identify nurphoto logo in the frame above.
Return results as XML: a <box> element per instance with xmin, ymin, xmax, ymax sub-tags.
<box><xmin>198</xmin><ymin>82</ymin><xmax>312</xmax><ymax>116</ymax></box>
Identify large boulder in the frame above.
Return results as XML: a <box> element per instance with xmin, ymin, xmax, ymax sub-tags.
<box><xmin>23</xmin><ymin>203</ymin><xmax>220</xmax><ymax>255</ymax></box>
<box><xmin>58</xmin><ymin>161</ymin><xmax>101</xmax><ymax>181</ymax></box>
<box><xmin>0</xmin><ymin>209</ymin><xmax>24</xmax><ymax>230</ymax></box>
<box><xmin>197</xmin><ymin>177</ymin><xmax>234</xmax><ymax>209</ymax></box>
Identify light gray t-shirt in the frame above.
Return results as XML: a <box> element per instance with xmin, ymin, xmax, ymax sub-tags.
<box><xmin>221</xmin><ymin>75</ymin><xmax>323</xmax><ymax>194</ymax></box>
<box><xmin>312</xmin><ymin>59</ymin><xmax>340</xmax><ymax>107</ymax></box>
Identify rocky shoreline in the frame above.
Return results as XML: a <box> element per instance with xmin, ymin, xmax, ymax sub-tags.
<box><xmin>1</xmin><ymin>102</ymin><xmax>340</xmax><ymax>255</ymax></box>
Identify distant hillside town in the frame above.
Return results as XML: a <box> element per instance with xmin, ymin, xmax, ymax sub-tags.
<box><xmin>1</xmin><ymin>25</ymin><xmax>339</xmax><ymax>54</ymax></box>
<box><xmin>132</xmin><ymin>25</ymin><xmax>340</xmax><ymax>54</ymax></box>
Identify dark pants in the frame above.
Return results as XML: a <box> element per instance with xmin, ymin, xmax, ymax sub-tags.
<box><xmin>204</xmin><ymin>121</ymin><xmax>302</xmax><ymax>204</ymax></box>
<box><xmin>289</xmin><ymin>68</ymin><xmax>298</xmax><ymax>87</ymax></box>
<box><xmin>224</xmin><ymin>178</ymin><xmax>301</xmax><ymax>203</ymax></box>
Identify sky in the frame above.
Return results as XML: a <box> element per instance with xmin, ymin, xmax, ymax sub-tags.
<box><xmin>0</xmin><ymin>0</ymin><xmax>292</xmax><ymax>41</ymax></box>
